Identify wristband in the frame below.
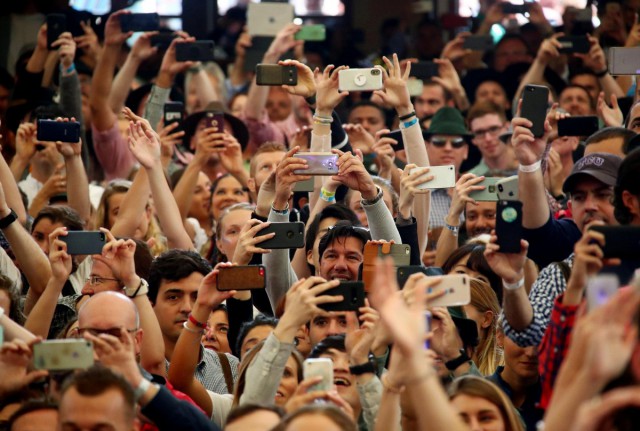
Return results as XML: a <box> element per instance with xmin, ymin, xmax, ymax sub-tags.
<box><xmin>445</xmin><ymin>350</ymin><xmax>471</xmax><ymax>371</ymax></box>
<box><xmin>271</xmin><ymin>202</ymin><xmax>290</xmax><ymax>215</ymax></box>
<box><xmin>349</xmin><ymin>361</ymin><xmax>376</xmax><ymax>376</ymax></box>
<box><xmin>398</xmin><ymin>111</ymin><xmax>416</xmax><ymax>121</ymax></box>
<box><xmin>0</xmin><ymin>209</ymin><xmax>18</xmax><ymax>229</ymax></box>
<box><xmin>518</xmin><ymin>160</ymin><xmax>541</xmax><ymax>173</ymax></box>
<box><xmin>124</xmin><ymin>278</ymin><xmax>149</xmax><ymax>298</ymax></box>
<box><xmin>61</xmin><ymin>63</ymin><xmax>76</xmax><ymax>75</ymax></box>
<box><xmin>183</xmin><ymin>321</ymin><xmax>204</xmax><ymax>334</ymax></box>
<box><xmin>320</xmin><ymin>187</ymin><xmax>336</xmax><ymax>203</ymax></box>
<box><xmin>594</xmin><ymin>67</ymin><xmax>608</xmax><ymax>78</ymax></box>
<box><xmin>305</xmin><ymin>94</ymin><xmax>317</xmax><ymax>106</ymax></box>
<box><xmin>502</xmin><ymin>277</ymin><xmax>525</xmax><ymax>291</ymax></box>
<box><xmin>400</xmin><ymin>117</ymin><xmax>418</xmax><ymax>129</ymax></box>
<box><xmin>445</xmin><ymin>222</ymin><xmax>459</xmax><ymax>237</ymax></box>
<box><xmin>188</xmin><ymin>314</ymin><xmax>207</xmax><ymax>329</ymax></box>
<box><xmin>133</xmin><ymin>378</ymin><xmax>152</xmax><ymax>403</ymax></box>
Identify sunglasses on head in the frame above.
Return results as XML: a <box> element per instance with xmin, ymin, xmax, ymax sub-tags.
<box><xmin>430</xmin><ymin>136</ymin><xmax>467</xmax><ymax>149</ymax></box>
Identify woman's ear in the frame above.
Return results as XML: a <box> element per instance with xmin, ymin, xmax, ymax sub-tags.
<box><xmin>481</xmin><ymin>310</ymin><xmax>495</xmax><ymax>330</ymax></box>
<box><xmin>306</xmin><ymin>249</ymin><xmax>313</xmax><ymax>266</ymax></box>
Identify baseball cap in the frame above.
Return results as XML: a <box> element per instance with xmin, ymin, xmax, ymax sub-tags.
<box><xmin>562</xmin><ymin>152</ymin><xmax>623</xmax><ymax>194</ymax></box>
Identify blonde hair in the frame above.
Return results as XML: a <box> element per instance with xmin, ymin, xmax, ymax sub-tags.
<box><xmin>469</xmin><ymin>278</ymin><xmax>503</xmax><ymax>376</ymax></box>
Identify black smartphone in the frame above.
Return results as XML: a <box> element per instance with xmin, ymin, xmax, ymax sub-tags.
<box><xmin>589</xmin><ymin>225</ymin><xmax>640</xmax><ymax>259</ymax></box>
<box><xmin>501</xmin><ymin>2</ymin><xmax>529</xmax><ymax>14</ymax></box>
<box><xmin>256</xmin><ymin>64</ymin><xmax>298</xmax><ymax>86</ymax></box>
<box><xmin>495</xmin><ymin>200</ymin><xmax>523</xmax><ymax>254</ymax></box>
<box><xmin>381</xmin><ymin>130</ymin><xmax>405</xmax><ymax>151</ymax></box>
<box><xmin>217</xmin><ymin>265</ymin><xmax>266</xmax><ymax>291</ymax></box>
<box><xmin>243</xmin><ymin>37</ymin><xmax>295</xmax><ymax>72</ymax></box>
<box><xmin>47</xmin><ymin>14</ymin><xmax>67</xmax><ymax>50</ymax></box>
<box><xmin>558</xmin><ymin>116</ymin><xmax>599</xmax><ymax>137</ymax></box>
<box><xmin>150</xmin><ymin>33</ymin><xmax>177</xmax><ymax>49</ymax></box>
<box><xmin>318</xmin><ymin>281</ymin><xmax>366</xmax><ymax>312</ymax></box>
<box><xmin>60</xmin><ymin>231</ymin><xmax>107</xmax><ymax>255</ymax></box>
<box><xmin>36</xmin><ymin>119</ymin><xmax>81</xmax><ymax>143</ymax></box>
<box><xmin>521</xmin><ymin>84</ymin><xmax>549</xmax><ymax>138</ymax></box>
<box><xmin>163</xmin><ymin>102</ymin><xmax>183</xmax><ymax>130</ymax></box>
<box><xmin>462</xmin><ymin>35</ymin><xmax>494</xmax><ymax>51</ymax></box>
<box><xmin>396</xmin><ymin>265</ymin><xmax>444</xmax><ymax>289</ymax></box>
<box><xmin>175</xmin><ymin>41</ymin><xmax>215</xmax><ymax>62</ymax></box>
<box><xmin>410</xmin><ymin>61</ymin><xmax>439</xmax><ymax>81</ymax></box>
<box><xmin>256</xmin><ymin>222</ymin><xmax>305</xmax><ymax>249</ymax></box>
<box><xmin>557</xmin><ymin>36</ymin><xmax>590</xmax><ymax>54</ymax></box>
<box><xmin>119</xmin><ymin>13</ymin><xmax>160</xmax><ymax>32</ymax></box>
<box><xmin>204</xmin><ymin>112</ymin><xmax>224</xmax><ymax>133</ymax></box>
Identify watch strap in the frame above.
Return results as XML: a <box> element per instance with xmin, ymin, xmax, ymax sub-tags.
<box><xmin>361</xmin><ymin>186</ymin><xmax>383</xmax><ymax>206</ymax></box>
<box><xmin>445</xmin><ymin>350</ymin><xmax>471</xmax><ymax>371</ymax></box>
<box><xmin>349</xmin><ymin>361</ymin><xmax>376</xmax><ymax>376</ymax></box>
<box><xmin>133</xmin><ymin>378</ymin><xmax>152</xmax><ymax>402</ymax></box>
<box><xmin>0</xmin><ymin>209</ymin><xmax>18</xmax><ymax>229</ymax></box>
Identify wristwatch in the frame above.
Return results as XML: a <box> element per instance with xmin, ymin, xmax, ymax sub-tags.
<box><xmin>349</xmin><ymin>360</ymin><xmax>376</xmax><ymax>376</ymax></box>
<box><xmin>125</xmin><ymin>278</ymin><xmax>149</xmax><ymax>298</ymax></box>
<box><xmin>445</xmin><ymin>349</ymin><xmax>471</xmax><ymax>371</ymax></box>
<box><xmin>133</xmin><ymin>378</ymin><xmax>152</xmax><ymax>402</ymax></box>
<box><xmin>0</xmin><ymin>209</ymin><xmax>18</xmax><ymax>229</ymax></box>
<box><xmin>361</xmin><ymin>186</ymin><xmax>383</xmax><ymax>206</ymax></box>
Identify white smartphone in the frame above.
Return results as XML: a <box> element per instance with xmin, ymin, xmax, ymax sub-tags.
<box><xmin>410</xmin><ymin>165</ymin><xmax>456</xmax><ymax>189</ymax></box>
<box><xmin>607</xmin><ymin>47</ymin><xmax>640</xmax><ymax>75</ymax></box>
<box><xmin>496</xmin><ymin>175</ymin><xmax>519</xmax><ymax>201</ymax></box>
<box><xmin>303</xmin><ymin>358</ymin><xmax>334</xmax><ymax>392</ymax></box>
<box><xmin>468</xmin><ymin>177</ymin><xmax>500</xmax><ymax>202</ymax></box>
<box><xmin>407</xmin><ymin>78</ymin><xmax>424</xmax><ymax>97</ymax></box>
<box><xmin>247</xmin><ymin>2</ymin><xmax>294</xmax><ymax>36</ymax></box>
<box><xmin>428</xmin><ymin>274</ymin><xmax>471</xmax><ymax>307</ymax></box>
<box><xmin>338</xmin><ymin>68</ymin><xmax>383</xmax><ymax>92</ymax></box>
<box><xmin>586</xmin><ymin>274</ymin><xmax>619</xmax><ymax>311</ymax></box>
<box><xmin>33</xmin><ymin>339</ymin><xmax>94</xmax><ymax>371</ymax></box>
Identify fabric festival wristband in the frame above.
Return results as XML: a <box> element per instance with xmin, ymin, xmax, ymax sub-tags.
<box><xmin>502</xmin><ymin>278</ymin><xmax>525</xmax><ymax>291</ymax></box>
<box><xmin>401</xmin><ymin>118</ymin><xmax>418</xmax><ymax>129</ymax></box>
<box><xmin>188</xmin><ymin>314</ymin><xmax>207</xmax><ymax>329</ymax></box>
<box><xmin>321</xmin><ymin>187</ymin><xmax>336</xmax><ymax>198</ymax></box>
<box><xmin>518</xmin><ymin>160</ymin><xmax>541</xmax><ymax>173</ymax></box>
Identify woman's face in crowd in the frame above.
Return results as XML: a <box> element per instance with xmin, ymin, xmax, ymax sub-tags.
<box><xmin>106</xmin><ymin>192</ymin><xmax>151</xmax><ymax>240</ymax></box>
<box><xmin>31</xmin><ymin>218</ymin><xmax>64</xmax><ymax>256</ymax></box>
<box><xmin>230</xmin><ymin>94</ymin><xmax>248</xmax><ymax>117</ymax></box>
<box><xmin>218</xmin><ymin>208</ymin><xmax>253</xmax><ymax>260</ymax></box>
<box><xmin>211</xmin><ymin>176</ymin><xmax>249</xmax><ymax>221</ymax></box>
<box><xmin>202</xmin><ymin>309</ymin><xmax>231</xmax><ymax>354</ymax></box>
<box><xmin>240</xmin><ymin>325</ymin><xmax>274</xmax><ymax>360</ymax></box>
<box><xmin>275</xmin><ymin>355</ymin><xmax>299</xmax><ymax>406</ymax></box>
<box><xmin>448</xmin><ymin>254</ymin><xmax>491</xmax><ymax>286</ymax></box>
<box><xmin>190</xmin><ymin>172</ymin><xmax>212</xmax><ymax>222</ymax></box>
<box><xmin>347</xmin><ymin>189</ymin><xmax>395</xmax><ymax>227</ymax></box>
<box><xmin>451</xmin><ymin>394</ymin><xmax>506</xmax><ymax>431</ymax></box>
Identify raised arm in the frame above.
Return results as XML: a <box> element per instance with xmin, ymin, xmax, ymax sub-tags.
<box><xmin>0</xmin><ymin>136</ymin><xmax>26</xmax><ymax>225</ymax></box>
<box><xmin>515</xmin><ymin>34</ymin><xmax>561</xmax><ymax>102</ymax></box>
<box><xmin>574</xmin><ymin>34</ymin><xmax>624</xmax><ymax>99</ymax></box>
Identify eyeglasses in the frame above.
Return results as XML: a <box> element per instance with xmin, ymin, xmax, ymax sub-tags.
<box><xmin>472</xmin><ymin>125</ymin><xmax>503</xmax><ymax>140</ymax></box>
<box><xmin>86</xmin><ymin>276</ymin><xmax>120</xmax><ymax>286</ymax></box>
<box><xmin>430</xmin><ymin>137</ymin><xmax>467</xmax><ymax>149</ymax></box>
<box><xmin>76</xmin><ymin>327</ymin><xmax>138</xmax><ymax>338</ymax></box>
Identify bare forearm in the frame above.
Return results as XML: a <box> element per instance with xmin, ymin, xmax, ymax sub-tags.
<box><xmin>173</xmin><ymin>160</ymin><xmax>204</xmax><ymax>219</ymax></box>
<box><xmin>26</xmin><ymin>48</ymin><xmax>48</xmax><ymax>74</ymax></box>
<box><xmin>191</xmin><ymin>68</ymin><xmax>219</xmax><ymax>106</ymax></box>
<box><xmin>230</xmin><ymin>56</ymin><xmax>248</xmax><ymax>87</ymax></box>
<box><xmin>10</xmin><ymin>156</ymin><xmax>29</xmax><ymax>183</ymax></box>
<box><xmin>374</xmin><ymin>391</ymin><xmax>402</xmax><ymax>431</ymax></box>
<box><xmin>90</xmin><ymin>45</ymin><xmax>120</xmax><ymax>131</ymax></box>
<box><xmin>111</xmin><ymin>169</ymin><xmax>150</xmax><ymax>238</ymax></box>
<box><xmin>64</xmin><ymin>156</ymin><xmax>91</xmax><ymax>224</ymax></box>
<box><xmin>24</xmin><ymin>279</ymin><xmax>65</xmax><ymax>337</ymax></box>
<box><xmin>520</xmin><ymin>169</ymin><xmax>550</xmax><ymax>229</ymax></box>
<box><xmin>109</xmin><ymin>56</ymin><xmax>142</xmax><ymax>114</ymax></box>
<box><xmin>1</xmin><ymin>223</ymin><xmax>52</xmax><ymax>296</ymax></box>
<box><xmin>0</xmin><ymin>157</ymin><xmax>27</xmax><ymax>224</ymax></box>
<box><xmin>244</xmin><ymin>77</ymin><xmax>270</xmax><ymax>120</ymax></box>
<box><xmin>503</xmin><ymin>286</ymin><xmax>534</xmax><ymax>331</ymax></box>
<box><xmin>434</xmin><ymin>227</ymin><xmax>459</xmax><ymax>267</ymax></box>
<box><xmin>133</xmin><ymin>293</ymin><xmax>166</xmax><ymax>376</ymax></box>
<box><xmin>599</xmin><ymin>74</ymin><xmax>625</xmax><ymax>98</ymax></box>
<box><xmin>41</xmin><ymin>52</ymin><xmax>59</xmax><ymax>88</ymax></box>
<box><xmin>544</xmin><ymin>372</ymin><xmax>603</xmax><ymax>431</ymax></box>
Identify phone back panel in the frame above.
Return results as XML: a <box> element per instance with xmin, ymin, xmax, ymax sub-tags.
<box><xmin>495</xmin><ymin>200</ymin><xmax>523</xmax><ymax>254</ymax></box>
<box><xmin>217</xmin><ymin>266</ymin><xmax>266</xmax><ymax>290</ymax></box>
<box><xmin>362</xmin><ymin>243</ymin><xmax>411</xmax><ymax>292</ymax></box>
<box><xmin>521</xmin><ymin>85</ymin><xmax>549</xmax><ymax>137</ymax></box>
<box><xmin>256</xmin><ymin>222</ymin><xmax>305</xmax><ymax>249</ymax></box>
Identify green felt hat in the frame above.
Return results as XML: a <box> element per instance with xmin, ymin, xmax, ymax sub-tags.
<box><xmin>423</xmin><ymin>107</ymin><xmax>473</xmax><ymax>141</ymax></box>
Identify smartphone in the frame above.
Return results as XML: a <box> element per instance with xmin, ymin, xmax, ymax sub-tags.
<box><xmin>463</xmin><ymin>35</ymin><xmax>494</xmax><ymax>51</ymax></box>
<box><xmin>428</xmin><ymin>274</ymin><xmax>471</xmax><ymax>307</ymax></box>
<box><xmin>33</xmin><ymin>339</ymin><xmax>94</xmax><ymax>371</ymax></box>
<box><xmin>468</xmin><ymin>177</ymin><xmax>501</xmax><ymax>202</ymax></box>
<box><xmin>409</xmin><ymin>61</ymin><xmax>439</xmax><ymax>81</ymax></box>
<box><xmin>303</xmin><ymin>358</ymin><xmax>333</xmax><ymax>392</ymax></box>
<box><xmin>150</xmin><ymin>32</ymin><xmax>177</xmax><ymax>49</ymax></box>
<box><xmin>589</xmin><ymin>225</ymin><xmax>640</xmax><ymax>259</ymax></box>
<box><xmin>557</xmin><ymin>116</ymin><xmax>599</xmax><ymax>137</ymax></box>
<box><xmin>248</xmin><ymin>2</ymin><xmax>295</xmax><ymax>36</ymax></box>
<box><xmin>204</xmin><ymin>111</ymin><xmax>225</xmax><ymax>133</ymax></box>
<box><xmin>47</xmin><ymin>14</ymin><xmax>67</xmax><ymax>49</ymax></box>
<box><xmin>60</xmin><ymin>231</ymin><xmax>107</xmax><ymax>255</ymax></box>
<box><xmin>338</xmin><ymin>68</ymin><xmax>383</xmax><ymax>92</ymax></box>
<box><xmin>410</xmin><ymin>165</ymin><xmax>455</xmax><ymax>189</ymax></box>
<box><xmin>217</xmin><ymin>265</ymin><xmax>266</xmax><ymax>291</ymax></box>
<box><xmin>586</xmin><ymin>274</ymin><xmax>619</xmax><ymax>311</ymax></box>
<box><xmin>557</xmin><ymin>36</ymin><xmax>590</xmax><ymax>54</ymax></box>
<box><xmin>256</xmin><ymin>222</ymin><xmax>305</xmax><ymax>249</ymax></box>
<box><xmin>407</xmin><ymin>78</ymin><xmax>424</xmax><ymax>97</ymax></box>
<box><xmin>293</xmin><ymin>152</ymin><xmax>338</xmax><ymax>175</ymax></box>
<box><xmin>163</xmin><ymin>102</ymin><xmax>184</xmax><ymax>131</ymax></box>
<box><xmin>175</xmin><ymin>41</ymin><xmax>215</xmax><ymax>62</ymax></box>
<box><xmin>521</xmin><ymin>84</ymin><xmax>549</xmax><ymax>138</ymax></box>
<box><xmin>363</xmin><ymin>242</ymin><xmax>411</xmax><ymax>291</ymax></box>
<box><xmin>256</xmin><ymin>64</ymin><xmax>298</xmax><ymax>86</ymax></box>
<box><xmin>396</xmin><ymin>265</ymin><xmax>443</xmax><ymax>288</ymax></box>
<box><xmin>318</xmin><ymin>281</ymin><xmax>366</xmax><ymax>312</ymax></box>
<box><xmin>607</xmin><ymin>47</ymin><xmax>640</xmax><ymax>75</ymax></box>
<box><xmin>381</xmin><ymin>130</ymin><xmax>405</xmax><ymax>151</ymax></box>
<box><xmin>496</xmin><ymin>176</ymin><xmax>519</xmax><ymax>201</ymax></box>
<box><xmin>495</xmin><ymin>200</ymin><xmax>523</xmax><ymax>254</ymax></box>
<box><xmin>295</xmin><ymin>24</ymin><xmax>326</xmax><ymax>41</ymax></box>
<box><xmin>37</xmin><ymin>119</ymin><xmax>81</xmax><ymax>143</ymax></box>
<box><xmin>243</xmin><ymin>37</ymin><xmax>273</xmax><ymax>73</ymax></box>
<box><xmin>119</xmin><ymin>13</ymin><xmax>159</xmax><ymax>32</ymax></box>
<box><xmin>501</xmin><ymin>2</ymin><xmax>529</xmax><ymax>14</ymax></box>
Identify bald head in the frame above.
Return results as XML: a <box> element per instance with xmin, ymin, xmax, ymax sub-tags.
<box><xmin>78</xmin><ymin>292</ymin><xmax>139</xmax><ymax>331</ymax></box>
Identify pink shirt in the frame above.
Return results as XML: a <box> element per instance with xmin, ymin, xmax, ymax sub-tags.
<box><xmin>92</xmin><ymin>122</ymin><xmax>136</xmax><ymax>180</ymax></box>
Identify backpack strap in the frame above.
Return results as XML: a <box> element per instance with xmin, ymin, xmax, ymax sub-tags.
<box><xmin>216</xmin><ymin>351</ymin><xmax>234</xmax><ymax>394</ymax></box>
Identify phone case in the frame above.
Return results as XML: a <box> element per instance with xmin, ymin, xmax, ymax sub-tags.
<box><xmin>60</xmin><ymin>231</ymin><xmax>107</xmax><ymax>255</ymax></box>
<box><xmin>47</xmin><ymin>14</ymin><xmax>67</xmax><ymax>49</ymax></box>
<box><xmin>557</xmin><ymin>116</ymin><xmax>599</xmax><ymax>137</ymax></box>
<box><xmin>205</xmin><ymin>112</ymin><xmax>225</xmax><ymax>133</ymax></box>
<box><xmin>586</xmin><ymin>274</ymin><xmax>619</xmax><ymax>311</ymax></box>
<box><xmin>33</xmin><ymin>340</ymin><xmax>94</xmax><ymax>371</ymax></box>
<box><xmin>163</xmin><ymin>102</ymin><xmax>184</xmax><ymax>128</ymax></box>
<box><xmin>256</xmin><ymin>64</ymin><xmax>297</xmax><ymax>86</ymax></box>
<box><xmin>293</xmin><ymin>153</ymin><xmax>338</xmax><ymax>175</ymax></box>
<box><xmin>120</xmin><ymin>13</ymin><xmax>159</xmax><ymax>32</ymax></box>
<box><xmin>318</xmin><ymin>281</ymin><xmax>366</xmax><ymax>312</ymax></box>
<box><xmin>381</xmin><ymin>130</ymin><xmax>405</xmax><ymax>151</ymax></box>
<box><xmin>608</xmin><ymin>47</ymin><xmax>640</xmax><ymax>75</ymax></box>
<box><xmin>496</xmin><ymin>176</ymin><xmax>519</xmax><ymax>201</ymax></box>
<box><xmin>495</xmin><ymin>200</ymin><xmax>523</xmax><ymax>253</ymax></box>
<box><xmin>247</xmin><ymin>2</ymin><xmax>295</xmax><ymax>36</ymax></box>
<box><xmin>557</xmin><ymin>36</ymin><xmax>590</xmax><ymax>54</ymax></box>
<box><xmin>411</xmin><ymin>165</ymin><xmax>455</xmax><ymax>189</ymax></box>
<box><xmin>362</xmin><ymin>243</ymin><xmax>411</xmax><ymax>292</ymax></box>
<box><xmin>175</xmin><ymin>41</ymin><xmax>215</xmax><ymax>62</ymax></box>
<box><xmin>463</xmin><ymin>35</ymin><xmax>494</xmax><ymax>51</ymax></box>
<box><xmin>589</xmin><ymin>225</ymin><xmax>640</xmax><ymax>259</ymax></box>
<box><xmin>409</xmin><ymin>62</ymin><xmax>439</xmax><ymax>81</ymax></box>
<box><xmin>428</xmin><ymin>274</ymin><xmax>471</xmax><ymax>307</ymax></box>
<box><xmin>407</xmin><ymin>78</ymin><xmax>424</xmax><ymax>97</ymax></box>
<box><xmin>338</xmin><ymin>68</ymin><xmax>383</xmax><ymax>92</ymax></box>
<box><xmin>501</xmin><ymin>3</ymin><xmax>529</xmax><ymax>14</ymax></box>
<box><xmin>295</xmin><ymin>24</ymin><xmax>326</xmax><ymax>41</ymax></box>
<box><xmin>256</xmin><ymin>222</ymin><xmax>305</xmax><ymax>249</ymax></box>
<box><xmin>37</xmin><ymin>119</ymin><xmax>81</xmax><ymax>143</ymax></box>
<box><xmin>521</xmin><ymin>85</ymin><xmax>549</xmax><ymax>138</ymax></box>
<box><xmin>217</xmin><ymin>266</ymin><xmax>266</xmax><ymax>291</ymax></box>
<box><xmin>397</xmin><ymin>265</ymin><xmax>444</xmax><ymax>289</ymax></box>
<box><xmin>468</xmin><ymin>177</ymin><xmax>501</xmax><ymax>202</ymax></box>
<box><xmin>150</xmin><ymin>33</ymin><xmax>177</xmax><ymax>49</ymax></box>
<box><xmin>303</xmin><ymin>358</ymin><xmax>333</xmax><ymax>392</ymax></box>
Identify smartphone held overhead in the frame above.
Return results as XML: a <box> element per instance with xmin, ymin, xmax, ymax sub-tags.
<box><xmin>338</xmin><ymin>68</ymin><xmax>383</xmax><ymax>92</ymax></box>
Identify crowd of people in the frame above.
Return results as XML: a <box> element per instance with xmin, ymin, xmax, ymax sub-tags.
<box><xmin>2</xmin><ymin>1</ymin><xmax>640</xmax><ymax>430</ymax></box>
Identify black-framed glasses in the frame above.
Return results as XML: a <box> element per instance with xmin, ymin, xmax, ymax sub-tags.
<box><xmin>472</xmin><ymin>125</ymin><xmax>503</xmax><ymax>140</ymax></box>
<box><xmin>76</xmin><ymin>327</ymin><xmax>138</xmax><ymax>338</ymax></box>
<box><xmin>430</xmin><ymin>137</ymin><xmax>467</xmax><ymax>149</ymax></box>
<box><xmin>86</xmin><ymin>276</ymin><xmax>120</xmax><ymax>286</ymax></box>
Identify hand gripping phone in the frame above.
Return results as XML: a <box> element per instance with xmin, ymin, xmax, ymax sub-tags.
<box><xmin>362</xmin><ymin>242</ymin><xmax>410</xmax><ymax>292</ymax></box>
<box><xmin>33</xmin><ymin>339</ymin><xmax>94</xmax><ymax>371</ymax></box>
<box><xmin>468</xmin><ymin>177</ymin><xmax>501</xmax><ymax>202</ymax></box>
<box><xmin>37</xmin><ymin>119</ymin><xmax>81</xmax><ymax>143</ymax></box>
<box><xmin>293</xmin><ymin>153</ymin><xmax>338</xmax><ymax>175</ymax></box>
<box><xmin>47</xmin><ymin>14</ymin><xmax>67</xmax><ymax>49</ymax></box>
<box><xmin>410</xmin><ymin>165</ymin><xmax>456</xmax><ymax>189</ymax></box>
<box><xmin>318</xmin><ymin>281</ymin><xmax>366</xmax><ymax>312</ymax></box>
<box><xmin>256</xmin><ymin>222</ymin><xmax>305</xmax><ymax>249</ymax></box>
<box><xmin>60</xmin><ymin>231</ymin><xmax>107</xmax><ymax>255</ymax></box>
<box><xmin>495</xmin><ymin>200</ymin><xmax>523</xmax><ymax>254</ymax></box>
<box><xmin>217</xmin><ymin>265</ymin><xmax>266</xmax><ymax>291</ymax></box>
<box><xmin>521</xmin><ymin>84</ymin><xmax>549</xmax><ymax>138</ymax></box>
<box><xmin>255</xmin><ymin>64</ymin><xmax>298</xmax><ymax>86</ymax></box>
<box><xmin>303</xmin><ymin>358</ymin><xmax>333</xmax><ymax>392</ymax></box>
<box><xmin>338</xmin><ymin>68</ymin><xmax>383</xmax><ymax>92</ymax></box>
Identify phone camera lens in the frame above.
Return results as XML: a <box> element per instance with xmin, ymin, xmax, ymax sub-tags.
<box><xmin>287</xmin><ymin>231</ymin><xmax>294</xmax><ymax>239</ymax></box>
<box><xmin>498</xmin><ymin>184</ymin><xmax>503</xmax><ymax>192</ymax></box>
<box><xmin>488</xmin><ymin>185</ymin><xmax>495</xmax><ymax>193</ymax></box>
<box><xmin>371</xmin><ymin>69</ymin><xmax>380</xmax><ymax>75</ymax></box>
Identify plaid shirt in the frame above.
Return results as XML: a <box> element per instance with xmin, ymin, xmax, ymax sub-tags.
<box><xmin>502</xmin><ymin>254</ymin><xmax>575</xmax><ymax>347</ymax></box>
<box><xmin>165</xmin><ymin>347</ymin><xmax>239</xmax><ymax>395</ymax></box>
<box><xmin>537</xmin><ymin>293</ymin><xmax>579</xmax><ymax>410</ymax></box>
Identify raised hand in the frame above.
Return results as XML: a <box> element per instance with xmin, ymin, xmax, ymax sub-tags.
<box><xmin>597</xmin><ymin>92</ymin><xmax>623</xmax><ymax>127</ymax></box>
<box><xmin>93</xmin><ymin>228</ymin><xmax>138</xmax><ymax>288</ymax></box>
<box><xmin>343</xmin><ymin>123</ymin><xmax>375</xmax><ymax>155</ymax></box>
<box><xmin>15</xmin><ymin>123</ymin><xmax>37</xmax><ymax>162</ymax></box>
<box><xmin>159</xmin><ymin>36</ymin><xmax>197</xmax><ymax>81</ymax></box>
<box><xmin>511</xmin><ymin>109</ymin><xmax>551</xmax><ymax>166</ymax></box>
<box><xmin>484</xmin><ymin>230</ymin><xmax>528</xmax><ymax>284</ymax></box>
<box><xmin>195</xmin><ymin>267</ymin><xmax>236</xmax><ymax>309</ymax></box>
<box><xmin>447</xmin><ymin>173</ymin><xmax>485</xmax><ymax>223</ymax></box>
<box><xmin>157</xmin><ymin>120</ymin><xmax>185</xmax><ymax>163</ymax></box>
<box><xmin>104</xmin><ymin>10</ymin><xmax>133</xmax><ymax>47</ymax></box>
<box><xmin>398</xmin><ymin>164</ymin><xmax>432</xmax><ymax>219</ymax></box>
<box><xmin>37</xmin><ymin>164</ymin><xmax>67</xmax><ymax>200</ymax></box>
<box><xmin>279</xmin><ymin>276</ymin><xmax>341</xmax><ymax>329</ymax></box>
<box><xmin>315</xmin><ymin>65</ymin><xmax>349</xmax><ymax>114</ymax></box>
<box><xmin>48</xmin><ymin>226</ymin><xmax>72</xmax><ymax>283</ymax></box>
<box><xmin>279</xmin><ymin>59</ymin><xmax>316</xmax><ymax>98</ymax></box>
<box><xmin>0</xmin><ymin>339</ymin><xmax>48</xmax><ymax>397</ymax></box>
<box><xmin>75</xmin><ymin>20</ymin><xmax>101</xmax><ymax>63</ymax></box>
<box><xmin>51</xmin><ymin>32</ymin><xmax>76</xmax><ymax>69</ymax></box>
<box><xmin>130</xmin><ymin>32</ymin><xmax>159</xmax><ymax>62</ymax></box>
<box><xmin>536</xmin><ymin>33</ymin><xmax>563</xmax><ymax>65</ymax></box>
<box><xmin>83</xmin><ymin>328</ymin><xmax>142</xmax><ymax>386</ymax></box>
<box><xmin>331</xmin><ymin>149</ymin><xmax>377</xmax><ymax>200</ymax></box>
<box><xmin>274</xmin><ymin>146</ymin><xmax>311</xmax><ymax>210</ymax></box>
<box><xmin>53</xmin><ymin>117</ymin><xmax>82</xmax><ymax>159</ymax></box>
<box><xmin>574</xmin><ymin>34</ymin><xmax>607</xmax><ymax>74</ymax></box>
<box><xmin>371</xmin><ymin>129</ymin><xmax>396</xmax><ymax>178</ymax></box>
<box><xmin>231</xmin><ymin>219</ymin><xmax>275</xmax><ymax>265</ymax></box>
<box><xmin>218</xmin><ymin>133</ymin><xmax>245</xmax><ymax>176</ymax></box>
<box><xmin>124</xmin><ymin>107</ymin><xmax>161</xmax><ymax>169</ymax></box>
<box><xmin>374</xmin><ymin>54</ymin><xmax>412</xmax><ymax>114</ymax></box>
<box><xmin>266</xmin><ymin>23</ymin><xmax>302</xmax><ymax>60</ymax></box>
